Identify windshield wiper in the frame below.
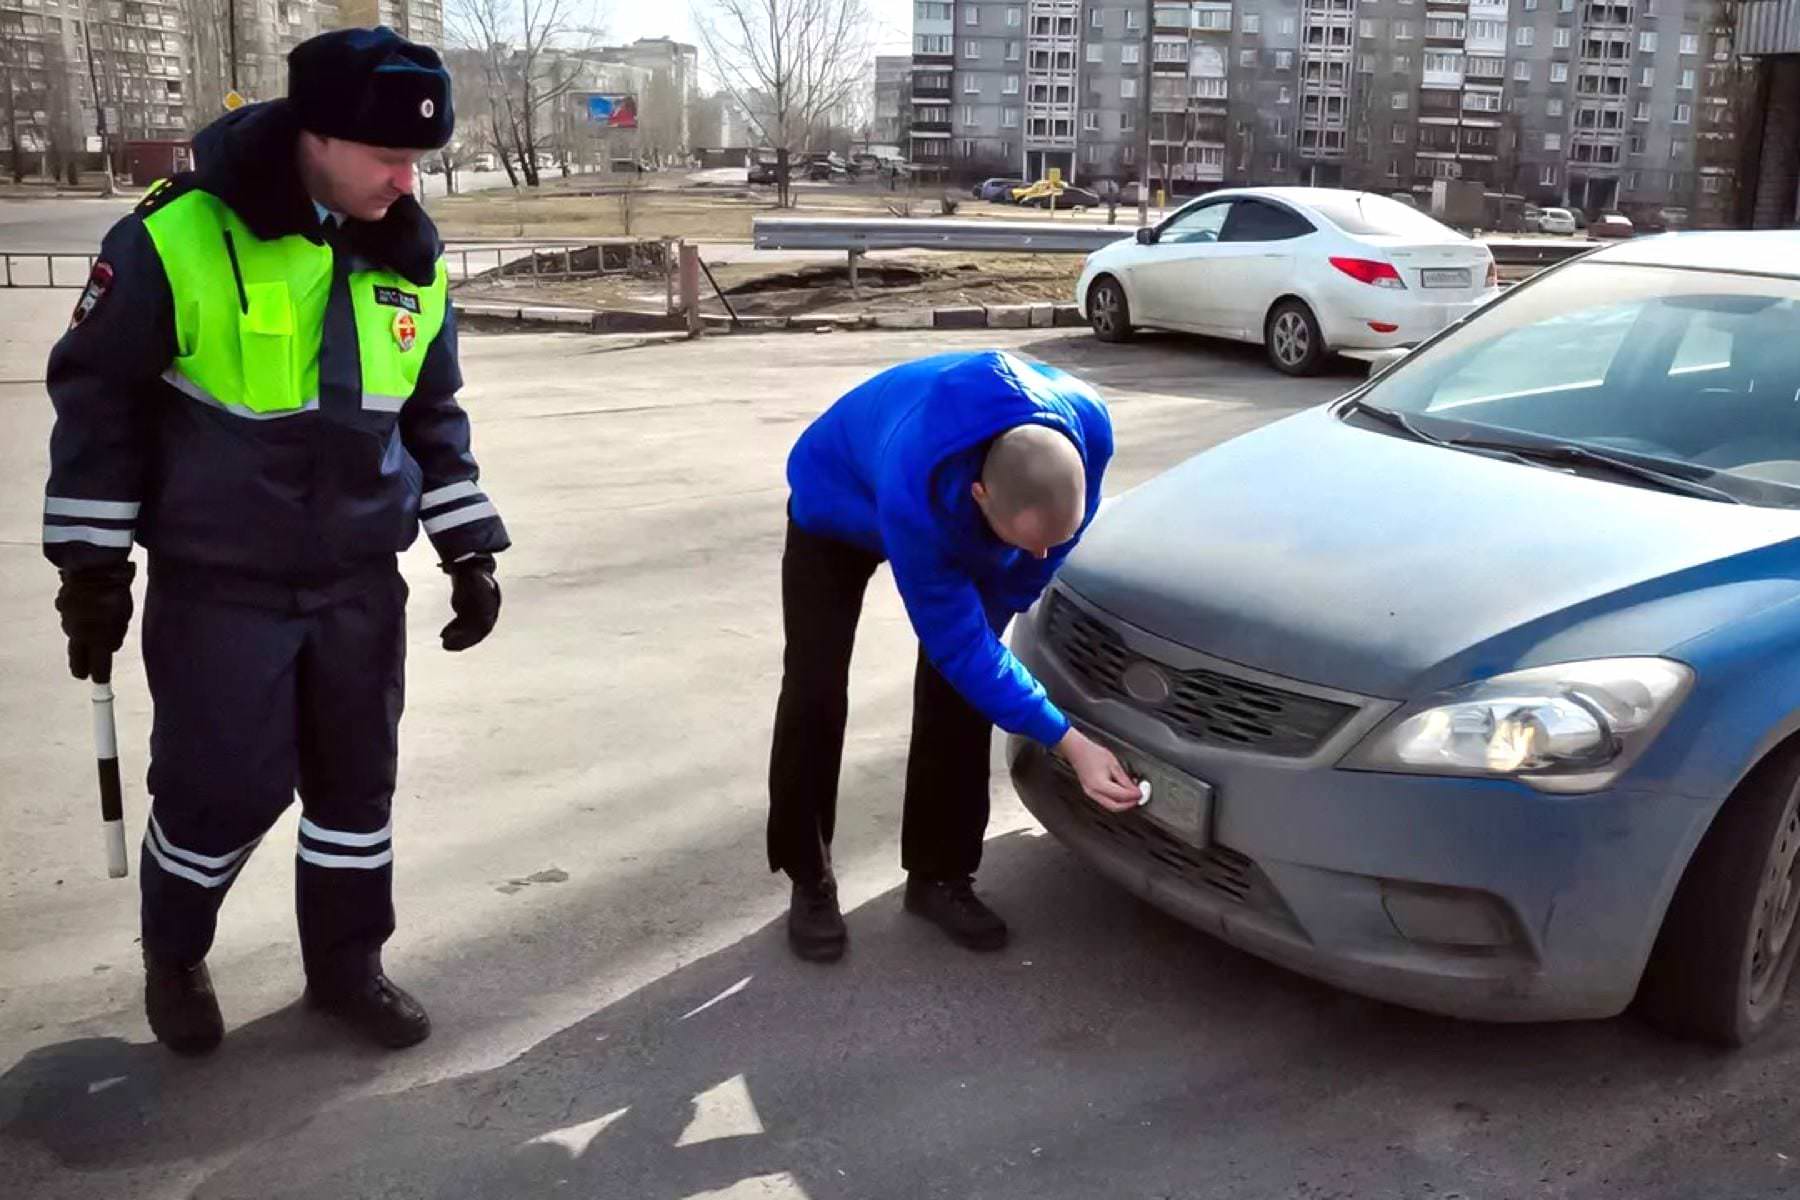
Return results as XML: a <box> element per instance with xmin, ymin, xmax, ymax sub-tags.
<box><xmin>1341</xmin><ymin>398</ymin><xmax>1536</xmax><ymax>467</ymax></box>
<box><xmin>1449</xmin><ymin>436</ymin><xmax>1745</xmax><ymax>504</ymax></box>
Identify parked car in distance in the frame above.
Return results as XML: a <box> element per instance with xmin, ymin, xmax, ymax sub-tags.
<box><xmin>975</xmin><ymin>177</ymin><xmax>1026</xmax><ymax>201</ymax></box>
<box><xmin>1536</xmin><ymin>207</ymin><xmax>1579</xmax><ymax>235</ymax></box>
<box><xmin>1591</xmin><ymin>212</ymin><xmax>1637</xmax><ymax>239</ymax></box>
<box><xmin>1076</xmin><ymin>187</ymin><xmax>1498</xmax><ymax>375</ymax></box>
<box><xmin>1020</xmin><ymin>184</ymin><xmax>1102</xmax><ymax>209</ymax></box>
<box><xmin>1017</xmin><ymin>229</ymin><xmax>1800</xmax><ymax>1046</ymax></box>
<box><xmin>748</xmin><ymin>161</ymin><xmax>780</xmax><ymax>185</ymax></box>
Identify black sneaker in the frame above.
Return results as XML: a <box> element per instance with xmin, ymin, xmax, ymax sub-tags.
<box><xmin>144</xmin><ymin>954</ymin><xmax>225</xmax><ymax>1056</ymax></box>
<box><xmin>307</xmin><ymin>973</ymin><xmax>432</xmax><ymax>1050</ymax></box>
<box><xmin>788</xmin><ymin>876</ymin><xmax>848</xmax><ymax>963</ymax></box>
<box><xmin>904</xmin><ymin>874</ymin><xmax>1009</xmax><ymax>952</ymax></box>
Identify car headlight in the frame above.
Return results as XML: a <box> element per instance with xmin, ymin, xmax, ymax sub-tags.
<box><xmin>1345</xmin><ymin>658</ymin><xmax>1693</xmax><ymax>793</ymax></box>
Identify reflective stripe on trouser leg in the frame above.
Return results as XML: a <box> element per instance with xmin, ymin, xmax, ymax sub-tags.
<box><xmin>139</xmin><ymin>571</ymin><xmax>304</xmax><ymax>967</ymax></box>
<box><xmin>295</xmin><ymin>571</ymin><xmax>407</xmax><ymax>988</ymax></box>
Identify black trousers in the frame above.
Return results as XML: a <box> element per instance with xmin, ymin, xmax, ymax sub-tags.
<box><xmin>767</xmin><ymin>517</ymin><xmax>993</xmax><ymax>884</ymax></box>
<box><xmin>138</xmin><ymin>560</ymin><xmax>406</xmax><ymax>990</ymax></box>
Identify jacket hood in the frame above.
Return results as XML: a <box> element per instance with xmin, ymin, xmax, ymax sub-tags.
<box><xmin>191</xmin><ymin>100</ymin><xmax>441</xmax><ymax>286</ymax></box>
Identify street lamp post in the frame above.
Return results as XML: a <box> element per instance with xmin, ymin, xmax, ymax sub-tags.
<box><xmin>77</xmin><ymin>0</ymin><xmax>114</xmax><ymax>197</ymax></box>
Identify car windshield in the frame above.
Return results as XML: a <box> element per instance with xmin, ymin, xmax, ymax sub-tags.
<box><xmin>1353</xmin><ymin>261</ymin><xmax>1800</xmax><ymax>508</ymax></box>
<box><xmin>1304</xmin><ymin>192</ymin><xmax>1459</xmax><ymax>239</ymax></box>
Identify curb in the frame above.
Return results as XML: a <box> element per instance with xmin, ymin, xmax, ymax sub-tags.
<box><xmin>453</xmin><ymin>299</ymin><xmax>1087</xmax><ymax>336</ymax></box>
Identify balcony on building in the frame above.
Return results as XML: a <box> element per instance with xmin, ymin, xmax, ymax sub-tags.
<box><xmin>1582</xmin><ymin>1</ymin><xmax>1635</xmax><ymax>29</ymax></box>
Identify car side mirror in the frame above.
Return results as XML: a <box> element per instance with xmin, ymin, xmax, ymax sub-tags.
<box><xmin>1136</xmin><ymin>227</ymin><xmax>1158</xmax><ymax>245</ymax></box>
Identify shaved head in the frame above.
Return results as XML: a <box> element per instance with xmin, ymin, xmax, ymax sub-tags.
<box><xmin>973</xmin><ymin>424</ymin><xmax>1086</xmax><ymax>558</ymax></box>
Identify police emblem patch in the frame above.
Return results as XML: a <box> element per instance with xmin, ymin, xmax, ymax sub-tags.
<box><xmin>69</xmin><ymin>261</ymin><xmax>114</xmax><ymax>330</ymax></box>
<box><xmin>392</xmin><ymin>310</ymin><xmax>417</xmax><ymax>352</ymax></box>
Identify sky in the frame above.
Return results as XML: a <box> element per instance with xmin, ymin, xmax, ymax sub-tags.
<box><xmin>606</xmin><ymin>0</ymin><xmax>913</xmax><ymax>66</ymax></box>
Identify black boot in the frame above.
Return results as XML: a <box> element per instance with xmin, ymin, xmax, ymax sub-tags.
<box><xmin>787</xmin><ymin>875</ymin><xmax>848</xmax><ymax>963</ymax></box>
<box><xmin>307</xmin><ymin>973</ymin><xmax>432</xmax><ymax>1050</ymax></box>
<box><xmin>144</xmin><ymin>954</ymin><xmax>225</xmax><ymax>1056</ymax></box>
<box><xmin>904</xmin><ymin>874</ymin><xmax>1009</xmax><ymax>952</ymax></box>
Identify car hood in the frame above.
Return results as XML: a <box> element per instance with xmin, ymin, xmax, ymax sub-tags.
<box><xmin>1060</xmin><ymin>406</ymin><xmax>1800</xmax><ymax>699</ymax></box>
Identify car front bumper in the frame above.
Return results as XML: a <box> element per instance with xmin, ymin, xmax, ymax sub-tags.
<box><xmin>1008</xmin><ymin>589</ymin><xmax>1710</xmax><ymax>1023</ymax></box>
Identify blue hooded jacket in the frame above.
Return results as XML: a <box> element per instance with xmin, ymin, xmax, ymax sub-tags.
<box><xmin>787</xmin><ymin>350</ymin><xmax>1113</xmax><ymax>747</ymax></box>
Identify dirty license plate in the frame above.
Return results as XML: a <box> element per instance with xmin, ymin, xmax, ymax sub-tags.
<box><xmin>1133</xmin><ymin>755</ymin><xmax>1215</xmax><ymax>845</ymax></box>
<box><xmin>1420</xmin><ymin>267</ymin><xmax>1471</xmax><ymax>289</ymax></box>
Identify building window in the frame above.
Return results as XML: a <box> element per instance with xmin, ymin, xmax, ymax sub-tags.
<box><xmin>1672</xmin><ymin>138</ymin><xmax>1687</xmax><ymax>159</ymax></box>
<box><xmin>1276</xmin><ymin>50</ymin><xmax>1294</xmax><ymax>69</ymax></box>
<box><xmin>1560</xmin><ymin>0</ymin><xmax>1573</xmax><ymax>10</ymax></box>
<box><xmin>1126</xmin><ymin>9</ymin><xmax>1141</xmax><ymax>30</ymax></box>
<box><xmin>1639</xmin><ymin>31</ymin><xmax>1657</xmax><ymax>52</ymax></box>
<box><xmin>1271</xmin><ymin>152</ymin><xmax>1286</xmax><ymax>172</ymax></box>
<box><xmin>1192</xmin><ymin>76</ymin><xmax>1228</xmax><ymax>98</ymax></box>
<box><xmin>1084</xmin><ymin>143</ymin><xmax>1099</xmax><ymax>163</ymax></box>
<box><xmin>1629</xmin><ymin>133</ymin><xmax>1645</xmax><ymax>153</ymax></box>
<box><xmin>1121</xmin><ymin>78</ymin><xmax>1138</xmax><ymax>99</ymax></box>
<box><xmin>1083</xmin><ymin>110</ymin><xmax>1100</xmax><ymax>131</ymax></box>
<box><xmin>1121</xmin><ymin>109</ymin><xmax>1136</xmax><ymax>131</ymax></box>
<box><xmin>1242</xmin><ymin>48</ymin><xmax>1258</xmax><ymax>67</ymax></box>
<box><xmin>1244</xmin><ymin>13</ymin><xmax>1261</xmax><ymax>34</ymax></box>
<box><xmin>1395</xmin><ymin>20</ymin><xmax>1413</xmax><ymax>39</ymax></box>
<box><xmin>915</xmin><ymin>34</ymin><xmax>952</xmax><ymax>54</ymax></box>
<box><xmin>1635</xmin><ymin>100</ymin><xmax>1650</xmax><ymax>121</ymax></box>
<box><xmin>1273</xmin><ymin>117</ymin><xmax>1287</xmax><ymax>136</ymax></box>
<box><xmin>1547</xmin><ymin>97</ymin><xmax>1564</xmax><ymax>116</ymax></box>
<box><xmin>1675</xmin><ymin>102</ymin><xmax>1691</xmax><ymax>123</ymax></box>
<box><xmin>1516</xmin><ymin>26</ymin><xmax>1534</xmax><ymax>46</ymax></box>
<box><xmin>1701</xmin><ymin>173</ymin><xmax>1723</xmax><ymax>193</ymax></box>
<box><xmin>1009</xmin><ymin>6</ymin><xmax>1022</xmax><ymax>26</ymax></box>
<box><xmin>1007</xmin><ymin>41</ymin><xmax>1020</xmax><ymax>60</ymax></box>
<box><xmin>1680</xmin><ymin>68</ymin><xmax>1696</xmax><ymax>89</ymax></box>
<box><xmin>1123</xmin><ymin>145</ymin><xmax>1136</xmax><ymax>164</ymax></box>
<box><xmin>962</xmin><ymin>104</ymin><xmax>978</xmax><ymax>126</ymax></box>
<box><xmin>1123</xmin><ymin>43</ymin><xmax>1140</xmax><ymax>64</ymax></box>
<box><xmin>1514</xmin><ymin>60</ymin><xmax>1531</xmax><ymax>81</ymax></box>
<box><xmin>916</xmin><ymin>2</ymin><xmax>953</xmax><ymax>19</ymax></box>
<box><xmin>1392</xmin><ymin>124</ymin><xmax>1409</xmax><ymax>143</ymax></box>
<box><xmin>1426</xmin><ymin>18</ymin><xmax>1463</xmax><ymax>38</ymax></box>
<box><xmin>1551</xmin><ymin>62</ymin><xmax>1568</xmax><ymax>83</ymax></box>
<box><xmin>1640</xmin><ymin>67</ymin><xmax>1654</xmax><ymax>87</ymax></box>
<box><xmin>1004</xmin><ymin>74</ymin><xmax>1020</xmax><ymax>94</ymax></box>
<box><xmin>1091</xmin><ymin>5</ymin><xmax>1103</xmax><ymax>28</ymax></box>
<box><xmin>1087</xmin><ymin>43</ymin><xmax>1103</xmax><ymax>63</ymax></box>
<box><xmin>966</xmin><ymin>40</ymin><xmax>983</xmax><ymax>58</ymax></box>
<box><xmin>965</xmin><ymin>3</ymin><xmax>980</xmax><ymax>24</ymax></box>
<box><xmin>1360</xmin><ymin>18</ymin><xmax>1375</xmax><ymax>37</ymax></box>
<box><xmin>1393</xmin><ymin>54</ymin><xmax>1412</xmax><ymax>72</ymax></box>
<box><xmin>965</xmin><ymin>75</ymin><xmax>982</xmax><ymax>94</ymax></box>
<box><xmin>1553</xmin><ymin>27</ymin><xmax>1570</xmax><ymax>49</ymax></box>
<box><xmin>1003</xmin><ymin>107</ymin><xmax>1020</xmax><ymax>127</ymax></box>
<box><xmin>959</xmin><ymin>139</ymin><xmax>978</xmax><ymax>157</ymax></box>
<box><xmin>1681</xmin><ymin>33</ymin><xmax>1699</xmax><ymax>55</ymax></box>
<box><xmin>1540</xmin><ymin>164</ymin><xmax>1557</xmax><ymax>185</ymax></box>
<box><xmin>1281</xmin><ymin>17</ymin><xmax>1296</xmax><ymax>34</ymax></box>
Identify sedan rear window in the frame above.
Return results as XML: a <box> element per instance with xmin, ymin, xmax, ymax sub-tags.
<box><xmin>1358</xmin><ymin>261</ymin><xmax>1800</xmax><ymax>505</ymax></box>
<box><xmin>1304</xmin><ymin>192</ymin><xmax>1462</xmax><ymax>239</ymax></box>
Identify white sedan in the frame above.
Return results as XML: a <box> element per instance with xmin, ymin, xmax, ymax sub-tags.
<box><xmin>1076</xmin><ymin>187</ymin><xmax>1499</xmax><ymax>375</ymax></box>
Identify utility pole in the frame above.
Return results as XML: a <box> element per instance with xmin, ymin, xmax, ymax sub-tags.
<box><xmin>77</xmin><ymin>0</ymin><xmax>114</xmax><ymax>197</ymax></box>
<box><xmin>1136</xmin><ymin>0</ymin><xmax>1152</xmax><ymax>225</ymax></box>
<box><xmin>229</xmin><ymin>0</ymin><xmax>239</xmax><ymax>92</ymax></box>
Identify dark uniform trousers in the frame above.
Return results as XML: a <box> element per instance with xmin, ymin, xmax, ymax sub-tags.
<box><xmin>139</xmin><ymin>557</ymin><xmax>406</xmax><ymax>989</ymax></box>
<box><xmin>767</xmin><ymin>516</ymin><xmax>994</xmax><ymax>886</ymax></box>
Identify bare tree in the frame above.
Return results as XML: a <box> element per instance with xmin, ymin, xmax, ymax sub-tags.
<box><xmin>445</xmin><ymin>0</ymin><xmax>604</xmax><ymax>188</ymax></box>
<box><xmin>695</xmin><ymin>0</ymin><xmax>872</xmax><ymax>208</ymax></box>
<box><xmin>180</xmin><ymin>0</ymin><xmax>234</xmax><ymax>126</ymax></box>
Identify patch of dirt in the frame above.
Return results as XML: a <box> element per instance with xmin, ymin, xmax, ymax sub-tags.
<box><xmin>455</xmin><ymin>252</ymin><xmax>1085</xmax><ymax>318</ymax></box>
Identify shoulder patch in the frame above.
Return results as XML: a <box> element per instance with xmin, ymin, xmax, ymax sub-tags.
<box><xmin>134</xmin><ymin>173</ymin><xmax>196</xmax><ymax>218</ymax></box>
<box><xmin>69</xmin><ymin>260</ymin><xmax>114</xmax><ymax>330</ymax></box>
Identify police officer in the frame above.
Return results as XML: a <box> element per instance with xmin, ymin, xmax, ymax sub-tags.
<box><xmin>43</xmin><ymin>27</ymin><xmax>508</xmax><ymax>1055</ymax></box>
<box><xmin>770</xmin><ymin>351</ymin><xmax>1141</xmax><ymax>964</ymax></box>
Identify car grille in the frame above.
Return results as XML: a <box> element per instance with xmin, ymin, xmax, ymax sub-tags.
<box><xmin>1043</xmin><ymin>754</ymin><xmax>1263</xmax><ymax>908</ymax></box>
<box><xmin>1045</xmin><ymin>594</ymin><xmax>1355</xmax><ymax>758</ymax></box>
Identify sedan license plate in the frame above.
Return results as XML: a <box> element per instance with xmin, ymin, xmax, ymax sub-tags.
<box><xmin>1134</xmin><ymin>756</ymin><xmax>1214</xmax><ymax>845</ymax></box>
<box><xmin>1420</xmin><ymin>267</ymin><xmax>1471</xmax><ymax>289</ymax></box>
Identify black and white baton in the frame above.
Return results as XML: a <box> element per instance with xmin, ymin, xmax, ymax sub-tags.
<box><xmin>92</xmin><ymin>657</ymin><xmax>128</xmax><ymax>879</ymax></box>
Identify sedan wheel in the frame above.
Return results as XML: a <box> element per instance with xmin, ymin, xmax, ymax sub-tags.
<box><xmin>1639</xmin><ymin>744</ymin><xmax>1800</xmax><ymax>1045</ymax></box>
<box><xmin>1088</xmin><ymin>277</ymin><xmax>1133</xmax><ymax>344</ymax></box>
<box><xmin>1266</xmin><ymin>300</ymin><xmax>1326</xmax><ymax>376</ymax></box>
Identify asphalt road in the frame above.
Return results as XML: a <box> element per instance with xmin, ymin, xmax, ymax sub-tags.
<box><xmin>3</xmin><ymin>268</ymin><xmax>1800</xmax><ymax>1198</ymax></box>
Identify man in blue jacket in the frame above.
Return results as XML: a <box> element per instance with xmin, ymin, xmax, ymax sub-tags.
<box><xmin>771</xmin><ymin>350</ymin><xmax>1140</xmax><ymax>962</ymax></box>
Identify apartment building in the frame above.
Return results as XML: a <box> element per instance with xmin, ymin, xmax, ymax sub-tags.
<box><xmin>335</xmin><ymin>0</ymin><xmax>442</xmax><ymax>45</ymax></box>
<box><xmin>873</xmin><ymin>54</ymin><xmax>912</xmax><ymax>148</ymax></box>
<box><xmin>0</xmin><ymin>0</ymin><xmax>189</xmax><ymax>157</ymax></box>
<box><xmin>912</xmin><ymin>0</ymin><xmax>1743</xmax><ymax>220</ymax></box>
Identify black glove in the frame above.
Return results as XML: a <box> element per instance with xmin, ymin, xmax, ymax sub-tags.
<box><xmin>55</xmin><ymin>561</ymin><xmax>137</xmax><ymax>682</ymax></box>
<box><xmin>441</xmin><ymin>554</ymin><xmax>501</xmax><ymax>652</ymax></box>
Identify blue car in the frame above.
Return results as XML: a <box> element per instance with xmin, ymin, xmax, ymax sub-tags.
<box><xmin>1009</xmin><ymin>231</ymin><xmax>1800</xmax><ymax>1045</ymax></box>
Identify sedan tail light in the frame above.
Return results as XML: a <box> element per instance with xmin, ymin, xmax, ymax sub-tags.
<box><xmin>1330</xmin><ymin>256</ymin><xmax>1407</xmax><ymax>289</ymax></box>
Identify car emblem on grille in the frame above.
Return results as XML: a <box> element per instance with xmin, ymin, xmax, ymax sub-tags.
<box><xmin>1122</xmin><ymin>660</ymin><xmax>1171</xmax><ymax>705</ymax></box>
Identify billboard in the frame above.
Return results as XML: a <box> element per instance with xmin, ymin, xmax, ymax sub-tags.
<box><xmin>584</xmin><ymin>94</ymin><xmax>639</xmax><ymax>129</ymax></box>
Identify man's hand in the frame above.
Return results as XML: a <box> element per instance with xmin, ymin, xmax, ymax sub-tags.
<box><xmin>55</xmin><ymin>561</ymin><xmax>137</xmax><ymax>682</ymax></box>
<box><xmin>1055</xmin><ymin>727</ymin><xmax>1140</xmax><ymax>812</ymax></box>
<box><xmin>441</xmin><ymin>554</ymin><xmax>501</xmax><ymax>652</ymax></box>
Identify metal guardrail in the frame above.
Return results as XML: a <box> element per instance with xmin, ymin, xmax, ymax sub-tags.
<box><xmin>1</xmin><ymin>252</ymin><xmax>98</xmax><ymax>288</ymax></box>
<box><xmin>755</xmin><ymin>217</ymin><xmax>1135</xmax><ymax>255</ymax></box>
<box><xmin>755</xmin><ymin>217</ymin><xmax>1599</xmax><ymax>269</ymax></box>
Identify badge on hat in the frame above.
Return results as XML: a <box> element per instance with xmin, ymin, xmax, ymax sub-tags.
<box><xmin>392</xmin><ymin>310</ymin><xmax>417</xmax><ymax>352</ymax></box>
